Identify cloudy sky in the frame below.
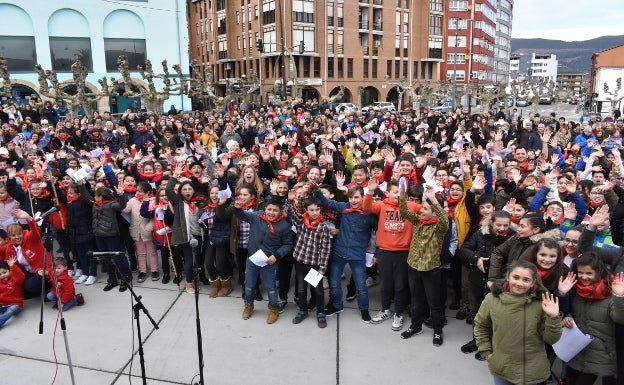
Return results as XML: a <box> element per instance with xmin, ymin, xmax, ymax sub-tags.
<box><xmin>512</xmin><ymin>0</ymin><xmax>624</xmax><ymax>41</ymax></box>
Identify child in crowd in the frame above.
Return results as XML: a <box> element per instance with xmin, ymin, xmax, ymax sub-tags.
<box><xmin>41</xmin><ymin>257</ymin><xmax>84</xmax><ymax>311</ymax></box>
<box><xmin>0</xmin><ymin>257</ymin><xmax>24</xmax><ymax>328</ymax></box>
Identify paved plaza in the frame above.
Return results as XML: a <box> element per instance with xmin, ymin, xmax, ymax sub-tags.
<box><xmin>1</xmin><ymin>276</ymin><xmax>493</xmax><ymax>385</ymax></box>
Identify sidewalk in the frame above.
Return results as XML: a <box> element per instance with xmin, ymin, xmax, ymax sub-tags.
<box><xmin>0</xmin><ymin>277</ymin><xmax>492</xmax><ymax>385</ymax></box>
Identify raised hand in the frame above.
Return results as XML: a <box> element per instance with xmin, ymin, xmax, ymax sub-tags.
<box><xmin>335</xmin><ymin>170</ymin><xmax>345</xmax><ymax>187</ymax></box>
<box><xmin>563</xmin><ymin>202</ymin><xmax>577</xmax><ymax>220</ymax></box>
<box><xmin>541</xmin><ymin>292</ymin><xmax>560</xmax><ymax>317</ymax></box>
<box><xmin>504</xmin><ymin>197</ymin><xmax>516</xmax><ymax>213</ymax></box>
<box><xmin>367</xmin><ymin>178</ymin><xmax>379</xmax><ymax>192</ymax></box>
<box><xmin>588</xmin><ymin>204</ymin><xmax>610</xmax><ymax>228</ymax></box>
<box><xmin>565</xmin><ymin>178</ymin><xmax>577</xmax><ymax>194</ymax></box>
<box><xmin>471</xmin><ymin>175</ymin><xmax>487</xmax><ymax>191</ymax></box>
<box><xmin>612</xmin><ymin>272</ymin><xmax>624</xmax><ymax>297</ymax></box>
<box><xmin>424</xmin><ymin>185</ymin><xmax>437</xmax><ymax>203</ymax></box>
<box><xmin>557</xmin><ymin>272</ymin><xmax>577</xmax><ymax>296</ymax></box>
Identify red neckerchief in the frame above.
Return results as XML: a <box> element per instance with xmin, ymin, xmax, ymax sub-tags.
<box><xmin>303</xmin><ymin>212</ymin><xmax>324</xmax><ymax>230</ymax></box>
<box><xmin>502</xmin><ymin>281</ymin><xmax>538</xmax><ymax>295</ymax></box>
<box><xmin>204</xmin><ymin>202</ymin><xmax>217</xmax><ymax>210</ymax></box>
<box><xmin>123</xmin><ymin>186</ymin><xmax>137</xmax><ymax>193</ymax></box>
<box><xmin>229</xmin><ymin>150</ymin><xmax>243</xmax><ymax>158</ymax></box>
<box><xmin>322</xmin><ymin>208</ymin><xmax>335</xmax><ymax>221</ymax></box>
<box><xmin>574</xmin><ymin>279</ymin><xmax>610</xmax><ymax>300</ymax></box>
<box><xmin>347</xmin><ymin>180</ymin><xmax>369</xmax><ymax>188</ymax></box>
<box><xmin>588</xmin><ymin>200</ymin><xmax>601</xmax><ymax>208</ymax></box>
<box><xmin>537</xmin><ymin>267</ymin><xmax>549</xmax><ymax>279</ymax></box>
<box><xmin>418</xmin><ymin>217</ymin><xmax>439</xmax><ymax>226</ymax></box>
<box><xmin>241</xmin><ymin>197</ymin><xmax>257</xmax><ymax>210</ymax></box>
<box><xmin>139</xmin><ymin>170</ymin><xmax>163</xmax><ymax>181</ymax></box>
<box><xmin>446</xmin><ymin>195</ymin><xmax>462</xmax><ymax>206</ymax></box>
<box><xmin>58</xmin><ymin>184</ymin><xmax>69</xmax><ymax>191</ymax></box>
<box><xmin>94</xmin><ymin>199</ymin><xmax>113</xmax><ymax>207</ymax></box>
<box><xmin>511</xmin><ymin>215</ymin><xmax>521</xmax><ymax>223</ymax></box>
<box><xmin>187</xmin><ymin>196</ymin><xmax>204</xmax><ymax>213</ymax></box>
<box><xmin>382</xmin><ymin>199</ymin><xmax>399</xmax><ymax>209</ymax></box>
<box><xmin>343</xmin><ymin>206</ymin><xmax>365</xmax><ymax>214</ymax></box>
<box><xmin>32</xmin><ymin>189</ymin><xmax>51</xmax><ymax>199</ymax></box>
<box><xmin>257</xmin><ymin>213</ymin><xmax>283</xmax><ymax>233</ymax></box>
<box><xmin>0</xmin><ymin>194</ymin><xmax>11</xmax><ymax>202</ymax></box>
<box><xmin>66</xmin><ymin>194</ymin><xmax>82</xmax><ymax>204</ymax></box>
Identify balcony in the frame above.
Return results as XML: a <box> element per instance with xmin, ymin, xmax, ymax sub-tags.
<box><xmin>359</xmin><ymin>20</ymin><xmax>369</xmax><ymax>30</ymax></box>
<box><xmin>362</xmin><ymin>46</ymin><xmax>369</xmax><ymax>55</ymax></box>
<box><xmin>359</xmin><ymin>1</ymin><xmax>370</xmax><ymax>6</ymax></box>
<box><xmin>372</xmin><ymin>22</ymin><xmax>383</xmax><ymax>33</ymax></box>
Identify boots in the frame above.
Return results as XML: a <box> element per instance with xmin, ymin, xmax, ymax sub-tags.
<box><xmin>217</xmin><ymin>278</ymin><xmax>233</xmax><ymax>297</ymax></box>
<box><xmin>209</xmin><ymin>280</ymin><xmax>221</xmax><ymax>298</ymax></box>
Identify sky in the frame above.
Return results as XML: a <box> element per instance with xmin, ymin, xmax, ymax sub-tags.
<box><xmin>512</xmin><ymin>0</ymin><xmax>624</xmax><ymax>41</ymax></box>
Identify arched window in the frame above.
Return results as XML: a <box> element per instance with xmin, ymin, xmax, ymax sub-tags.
<box><xmin>0</xmin><ymin>4</ymin><xmax>36</xmax><ymax>72</ymax></box>
<box><xmin>103</xmin><ymin>10</ymin><xmax>146</xmax><ymax>72</ymax></box>
<box><xmin>48</xmin><ymin>9</ymin><xmax>92</xmax><ymax>72</ymax></box>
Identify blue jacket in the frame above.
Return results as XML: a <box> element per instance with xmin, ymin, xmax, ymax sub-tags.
<box><xmin>314</xmin><ymin>190</ymin><xmax>375</xmax><ymax>260</ymax></box>
<box><xmin>232</xmin><ymin>207</ymin><xmax>293</xmax><ymax>259</ymax></box>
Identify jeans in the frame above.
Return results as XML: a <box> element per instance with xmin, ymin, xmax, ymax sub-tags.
<box><xmin>178</xmin><ymin>235</ymin><xmax>202</xmax><ymax>283</ymax></box>
<box><xmin>23</xmin><ymin>270</ymin><xmax>48</xmax><ymax>295</ymax></box>
<box><xmin>329</xmin><ymin>254</ymin><xmax>369</xmax><ymax>311</ymax></box>
<box><xmin>50</xmin><ymin>224</ymin><xmax>71</xmax><ymax>264</ymax></box>
<box><xmin>95</xmin><ymin>236</ymin><xmax>130</xmax><ymax>283</ymax></box>
<box><xmin>376</xmin><ymin>249</ymin><xmax>409</xmax><ymax>314</ymax></box>
<box><xmin>294</xmin><ymin>261</ymin><xmax>324</xmax><ymax>314</ymax></box>
<box><xmin>204</xmin><ymin>241</ymin><xmax>232</xmax><ymax>281</ymax></box>
<box><xmin>157</xmin><ymin>245</ymin><xmax>171</xmax><ymax>277</ymax></box>
<box><xmin>0</xmin><ymin>305</ymin><xmax>22</xmax><ymax>328</ymax></box>
<box><xmin>408</xmin><ymin>267</ymin><xmax>443</xmax><ymax>333</ymax></box>
<box><xmin>492</xmin><ymin>374</ymin><xmax>547</xmax><ymax>385</ymax></box>
<box><xmin>73</xmin><ymin>241</ymin><xmax>97</xmax><ymax>277</ymax></box>
<box><xmin>244</xmin><ymin>258</ymin><xmax>278</xmax><ymax>308</ymax></box>
<box><xmin>46</xmin><ymin>292</ymin><xmax>77</xmax><ymax>312</ymax></box>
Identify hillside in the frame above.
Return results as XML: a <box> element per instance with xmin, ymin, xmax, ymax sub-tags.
<box><xmin>511</xmin><ymin>35</ymin><xmax>624</xmax><ymax>73</ymax></box>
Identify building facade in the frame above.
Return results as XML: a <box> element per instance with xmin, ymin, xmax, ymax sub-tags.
<box><xmin>591</xmin><ymin>43</ymin><xmax>624</xmax><ymax>115</ymax></box>
<box><xmin>187</xmin><ymin>0</ymin><xmax>440</xmax><ymax>109</ymax></box>
<box><xmin>493</xmin><ymin>0</ymin><xmax>513</xmax><ymax>84</ymax></box>
<box><xmin>441</xmin><ymin>0</ymin><xmax>497</xmax><ymax>87</ymax></box>
<box><xmin>0</xmin><ymin>0</ymin><xmax>190</xmax><ymax>114</ymax></box>
<box><xmin>528</xmin><ymin>53</ymin><xmax>557</xmax><ymax>82</ymax></box>
<box><xmin>556</xmin><ymin>72</ymin><xmax>588</xmax><ymax>97</ymax></box>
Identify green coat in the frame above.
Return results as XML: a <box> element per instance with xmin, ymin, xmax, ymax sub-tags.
<box><xmin>474</xmin><ymin>282</ymin><xmax>562</xmax><ymax>385</ymax></box>
<box><xmin>567</xmin><ymin>293</ymin><xmax>624</xmax><ymax>377</ymax></box>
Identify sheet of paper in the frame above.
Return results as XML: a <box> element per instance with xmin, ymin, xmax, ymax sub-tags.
<box><xmin>69</xmin><ymin>167</ymin><xmax>88</xmax><ymax>182</ymax></box>
<box><xmin>365</xmin><ymin>253</ymin><xmax>375</xmax><ymax>267</ymax></box>
<box><xmin>155</xmin><ymin>207</ymin><xmax>165</xmax><ymax>220</ymax></box>
<box><xmin>249</xmin><ymin>249</ymin><xmax>269</xmax><ymax>267</ymax></box>
<box><xmin>553</xmin><ymin>323</ymin><xmax>593</xmax><ymax>362</ymax></box>
<box><xmin>218</xmin><ymin>184</ymin><xmax>232</xmax><ymax>199</ymax></box>
<box><xmin>277</xmin><ymin>136</ymin><xmax>286</xmax><ymax>146</ymax></box>
<box><xmin>305</xmin><ymin>143</ymin><xmax>315</xmax><ymax>152</ymax></box>
<box><xmin>90</xmin><ymin>148</ymin><xmax>103</xmax><ymax>157</ymax></box>
<box><xmin>304</xmin><ymin>268</ymin><xmax>323</xmax><ymax>287</ymax></box>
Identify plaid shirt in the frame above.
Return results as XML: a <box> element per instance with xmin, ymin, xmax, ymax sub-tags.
<box><xmin>238</xmin><ymin>207</ymin><xmax>253</xmax><ymax>248</ymax></box>
<box><xmin>285</xmin><ymin>203</ymin><xmax>332</xmax><ymax>273</ymax></box>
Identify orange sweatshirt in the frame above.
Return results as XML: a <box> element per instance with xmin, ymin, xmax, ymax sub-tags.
<box><xmin>362</xmin><ymin>194</ymin><xmax>422</xmax><ymax>251</ymax></box>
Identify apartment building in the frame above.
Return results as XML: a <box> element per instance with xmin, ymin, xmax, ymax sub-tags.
<box><xmin>556</xmin><ymin>72</ymin><xmax>588</xmax><ymax>96</ymax></box>
<box><xmin>493</xmin><ymin>0</ymin><xmax>513</xmax><ymax>84</ymax></box>
<box><xmin>529</xmin><ymin>53</ymin><xmax>558</xmax><ymax>82</ymax></box>
<box><xmin>187</xmin><ymin>0</ymin><xmax>440</xmax><ymax>108</ymax></box>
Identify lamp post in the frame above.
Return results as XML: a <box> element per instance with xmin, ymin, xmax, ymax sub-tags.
<box><xmin>451</xmin><ymin>17</ymin><xmax>462</xmax><ymax>110</ymax></box>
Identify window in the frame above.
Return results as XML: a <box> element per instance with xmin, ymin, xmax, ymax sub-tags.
<box><xmin>263</xmin><ymin>0</ymin><xmax>275</xmax><ymax>24</ymax></box>
<box><xmin>448</xmin><ymin>18</ymin><xmax>468</xmax><ymax>29</ymax></box>
<box><xmin>429</xmin><ymin>0</ymin><xmax>442</xmax><ymax>12</ymax></box>
<box><xmin>387</xmin><ymin>60</ymin><xmax>392</xmax><ymax>78</ymax></box>
<box><xmin>413</xmin><ymin>61</ymin><xmax>418</xmax><ymax>78</ymax></box>
<box><xmin>337</xmin><ymin>3</ymin><xmax>344</xmax><ymax>27</ymax></box>
<box><xmin>363</xmin><ymin>58</ymin><xmax>369</xmax><ymax>78</ymax></box>
<box><xmin>446</xmin><ymin>70</ymin><xmax>465</xmax><ymax>81</ymax></box>
<box><xmin>327</xmin><ymin>31</ymin><xmax>334</xmax><ymax>54</ymax></box>
<box><xmin>394</xmin><ymin>60</ymin><xmax>400</xmax><ymax>78</ymax></box>
<box><xmin>0</xmin><ymin>36</ymin><xmax>37</xmax><ymax>72</ymax></box>
<box><xmin>372</xmin><ymin>59</ymin><xmax>378</xmax><ymax>79</ymax></box>
<box><xmin>303</xmin><ymin>56</ymin><xmax>310</xmax><ymax>77</ymax></box>
<box><xmin>447</xmin><ymin>53</ymin><xmax>466</xmax><ymax>64</ymax></box>
<box><xmin>327</xmin><ymin>57</ymin><xmax>334</xmax><ymax>77</ymax></box>
<box><xmin>347</xmin><ymin>58</ymin><xmax>353</xmax><ymax>78</ymax></box>
<box><xmin>403</xmin><ymin>59</ymin><xmax>408</xmax><ymax>77</ymax></box>
<box><xmin>104</xmin><ymin>38</ymin><xmax>146</xmax><ymax>72</ymax></box>
<box><xmin>217</xmin><ymin>0</ymin><xmax>225</xmax><ymax>10</ymax></box>
<box><xmin>50</xmin><ymin>37</ymin><xmax>92</xmax><ymax>72</ymax></box>
<box><xmin>429</xmin><ymin>15</ymin><xmax>442</xmax><ymax>35</ymax></box>
<box><xmin>314</xmin><ymin>57</ymin><xmax>320</xmax><ymax>77</ymax></box>
<box><xmin>327</xmin><ymin>3</ymin><xmax>334</xmax><ymax>26</ymax></box>
<box><xmin>337</xmin><ymin>58</ymin><xmax>343</xmax><ymax>78</ymax></box>
<box><xmin>449</xmin><ymin>0</ymin><xmax>468</xmax><ymax>10</ymax></box>
<box><xmin>293</xmin><ymin>0</ymin><xmax>314</xmax><ymax>23</ymax></box>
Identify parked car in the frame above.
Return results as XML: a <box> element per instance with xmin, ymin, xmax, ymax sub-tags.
<box><xmin>498</xmin><ymin>97</ymin><xmax>515</xmax><ymax>108</ymax></box>
<box><xmin>334</xmin><ymin>103</ymin><xmax>358</xmax><ymax>114</ymax></box>
<box><xmin>569</xmin><ymin>98</ymin><xmax>579</xmax><ymax>105</ymax></box>
<box><xmin>538</xmin><ymin>96</ymin><xmax>554</xmax><ymax>105</ymax></box>
<box><xmin>430</xmin><ymin>101</ymin><xmax>454</xmax><ymax>113</ymax></box>
<box><xmin>516</xmin><ymin>97</ymin><xmax>531</xmax><ymax>107</ymax></box>
<box><xmin>366</xmin><ymin>101</ymin><xmax>397</xmax><ymax>112</ymax></box>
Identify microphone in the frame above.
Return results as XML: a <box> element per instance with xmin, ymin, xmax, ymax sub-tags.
<box><xmin>86</xmin><ymin>251</ymin><xmax>126</xmax><ymax>258</ymax></box>
<box><xmin>36</xmin><ymin>206</ymin><xmax>59</xmax><ymax>220</ymax></box>
<box><xmin>189</xmin><ymin>238</ymin><xmax>199</xmax><ymax>248</ymax></box>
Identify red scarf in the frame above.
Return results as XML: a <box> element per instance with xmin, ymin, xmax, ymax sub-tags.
<box><xmin>303</xmin><ymin>212</ymin><xmax>324</xmax><ymax>230</ymax></box>
<box><xmin>124</xmin><ymin>185</ymin><xmax>137</xmax><ymax>193</ymax></box>
<box><xmin>574</xmin><ymin>279</ymin><xmax>610</xmax><ymax>300</ymax></box>
<box><xmin>66</xmin><ymin>194</ymin><xmax>82</xmax><ymax>204</ymax></box>
<box><xmin>511</xmin><ymin>215</ymin><xmax>521</xmax><ymax>223</ymax></box>
<box><xmin>418</xmin><ymin>217</ymin><xmax>439</xmax><ymax>226</ymax></box>
<box><xmin>0</xmin><ymin>194</ymin><xmax>11</xmax><ymax>202</ymax></box>
<box><xmin>343</xmin><ymin>206</ymin><xmax>365</xmax><ymax>214</ymax></box>
<box><xmin>241</xmin><ymin>197</ymin><xmax>257</xmax><ymax>210</ymax></box>
<box><xmin>322</xmin><ymin>208</ymin><xmax>336</xmax><ymax>222</ymax></box>
<box><xmin>204</xmin><ymin>202</ymin><xmax>217</xmax><ymax>210</ymax></box>
<box><xmin>32</xmin><ymin>189</ymin><xmax>51</xmax><ymax>199</ymax></box>
<box><xmin>446</xmin><ymin>195</ymin><xmax>462</xmax><ymax>206</ymax></box>
<box><xmin>94</xmin><ymin>199</ymin><xmax>113</xmax><ymax>207</ymax></box>
<box><xmin>588</xmin><ymin>200</ymin><xmax>602</xmax><ymax>208</ymax></box>
<box><xmin>187</xmin><ymin>196</ymin><xmax>204</xmax><ymax>213</ymax></box>
<box><xmin>537</xmin><ymin>267</ymin><xmax>549</xmax><ymax>279</ymax></box>
<box><xmin>138</xmin><ymin>170</ymin><xmax>163</xmax><ymax>181</ymax></box>
<box><xmin>257</xmin><ymin>213</ymin><xmax>283</xmax><ymax>233</ymax></box>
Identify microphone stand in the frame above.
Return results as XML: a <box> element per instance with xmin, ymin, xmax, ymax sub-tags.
<box><xmin>191</xmin><ymin>238</ymin><xmax>205</xmax><ymax>385</ymax></box>
<box><xmin>40</xmin><ymin>218</ymin><xmax>76</xmax><ymax>385</ymax></box>
<box><xmin>101</xmin><ymin>253</ymin><xmax>159</xmax><ymax>385</ymax></box>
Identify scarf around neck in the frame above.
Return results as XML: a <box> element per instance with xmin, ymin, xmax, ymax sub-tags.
<box><xmin>257</xmin><ymin>213</ymin><xmax>283</xmax><ymax>233</ymax></box>
<box><xmin>303</xmin><ymin>212</ymin><xmax>324</xmax><ymax>230</ymax></box>
<box><xmin>574</xmin><ymin>279</ymin><xmax>610</xmax><ymax>300</ymax></box>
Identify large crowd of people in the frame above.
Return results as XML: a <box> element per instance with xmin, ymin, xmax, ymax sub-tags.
<box><xmin>1</xmin><ymin>97</ymin><xmax>624</xmax><ymax>385</ymax></box>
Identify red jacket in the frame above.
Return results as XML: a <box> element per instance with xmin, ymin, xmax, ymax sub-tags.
<box><xmin>0</xmin><ymin>220</ymin><xmax>47</xmax><ymax>272</ymax></box>
<box><xmin>48</xmin><ymin>269</ymin><xmax>75</xmax><ymax>305</ymax></box>
<box><xmin>0</xmin><ymin>265</ymin><xmax>25</xmax><ymax>307</ymax></box>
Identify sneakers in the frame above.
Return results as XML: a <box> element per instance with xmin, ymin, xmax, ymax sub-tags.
<box><xmin>317</xmin><ymin>313</ymin><xmax>327</xmax><ymax>328</ymax></box>
<box><xmin>266</xmin><ymin>307</ymin><xmax>279</xmax><ymax>324</ymax></box>
<box><xmin>74</xmin><ymin>269</ymin><xmax>83</xmax><ymax>278</ymax></box>
<box><xmin>242</xmin><ymin>303</ymin><xmax>254</xmax><ymax>320</ymax></box>
<box><xmin>85</xmin><ymin>276</ymin><xmax>98</xmax><ymax>286</ymax></box>
<box><xmin>74</xmin><ymin>275</ymin><xmax>88</xmax><ymax>284</ymax></box>
<box><xmin>324</xmin><ymin>304</ymin><xmax>344</xmax><ymax>317</ymax></box>
<box><xmin>278</xmin><ymin>300</ymin><xmax>288</xmax><ymax>313</ymax></box>
<box><xmin>137</xmin><ymin>272</ymin><xmax>147</xmax><ymax>283</ymax></box>
<box><xmin>461</xmin><ymin>339</ymin><xmax>478</xmax><ymax>354</ymax></box>
<box><xmin>371</xmin><ymin>309</ymin><xmax>390</xmax><ymax>324</ymax></box>
<box><xmin>68</xmin><ymin>270</ymin><xmax>75</xmax><ymax>278</ymax></box>
<box><xmin>292</xmin><ymin>310</ymin><xmax>308</xmax><ymax>324</ymax></box>
<box><xmin>433</xmin><ymin>333</ymin><xmax>444</xmax><ymax>347</ymax></box>
<box><xmin>151</xmin><ymin>272</ymin><xmax>160</xmax><ymax>281</ymax></box>
<box><xmin>76</xmin><ymin>293</ymin><xmax>85</xmax><ymax>306</ymax></box>
<box><xmin>103</xmin><ymin>282</ymin><xmax>118</xmax><ymax>292</ymax></box>
<box><xmin>474</xmin><ymin>352</ymin><xmax>486</xmax><ymax>361</ymax></box>
<box><xmin>455</xmin><ymin>306</ymin><xmax>468</xmax><ymax>320</ymax></box>
<box><xmin>345</xmin><ymin>285</ymin><xmax>356</xmax><ymax>302</ymax></box>
<box><xmin>361</xmin><ymin>309</ymin><xmax>372</xmax><ymax>323</ymax></box>
<box><xmin>392</xmin><ymin>313</ymin><xmax>404</xmax><ymax>331</ymax></box>
<box><xmin>162</xmin><ymin>273</ymin><xmax>171</xmax><ymax>284</ymax></box>
<box><xmin>119</xmin><ymin>281</ymin><xmax>128</xmax><ymax>292</ymax></box>
<box><xmin>400</xmin><ymin>325</ymin><xmax>423</xmax><ymax>339</ymax></box>
<box><xmin>185</xmin><ymin>282</ymin><xmax>195</xmax><ymax>294</ymax></box>
<box><xmin>366</xmin><ymin>277</ymin><xmax>378</xmax><ymax>288</ymax></box>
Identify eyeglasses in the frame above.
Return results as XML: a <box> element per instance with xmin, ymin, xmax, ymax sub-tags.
<box><xmin>563</xmin><ymin>238</ymin><xmax>578</xmax><ymax>245</ymax></box>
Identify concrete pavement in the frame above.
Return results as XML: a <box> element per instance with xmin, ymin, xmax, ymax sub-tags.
<box><xmin>1</xmin><ymin>275</ymin><xmax>493</xmax><ymax>385</ymax></box>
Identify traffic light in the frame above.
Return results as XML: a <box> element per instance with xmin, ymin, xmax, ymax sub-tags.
<box><xmin>298</xmin><ymin>41</ymin><xmax>304</xmax><ymax>54</ymax></box>
<box><xmin>286</xmin><ymin>85</ymin><xmax>292</xmax><ymax>97</ymax></box>
<box><xmin>256</xmin><ymin>39</ymin><xmax>264</xmax><ymax>53</ymax></box>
